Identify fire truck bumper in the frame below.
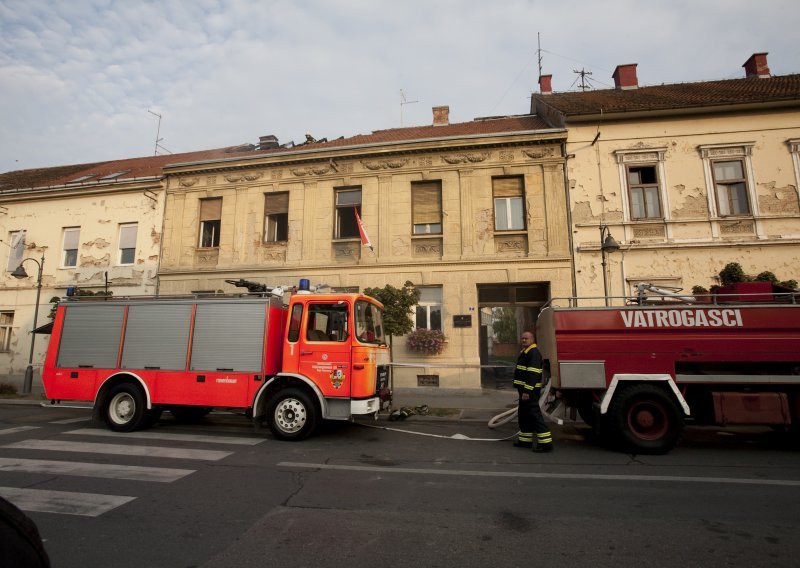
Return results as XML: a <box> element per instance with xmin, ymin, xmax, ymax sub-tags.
<box><xmin>351</xmin><ymin>397</ymin><xmax>381</xmax><ymax>416</ymax></box>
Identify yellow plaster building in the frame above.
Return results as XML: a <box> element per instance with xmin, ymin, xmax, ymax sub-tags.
<box><xmin>531</xmin><ymin>53</ymin><xmax>800</xmax><ymax>304</ymax></box>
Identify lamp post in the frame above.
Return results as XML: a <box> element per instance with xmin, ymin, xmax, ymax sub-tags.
<box><xmin>11</xmin><ymin>254</ymin><xmax>44</xmax><ymax>395</ymax></box>
<box><xmin>599</xmin><ymin>225</ymin><xmax>620</xmax><ymax>306</ymax></box>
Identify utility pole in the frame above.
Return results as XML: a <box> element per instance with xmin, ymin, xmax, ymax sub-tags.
<box><xmin>573</xmin><ymin>68</ymin><xmax>593</xmax><ymax>91</ymax></box>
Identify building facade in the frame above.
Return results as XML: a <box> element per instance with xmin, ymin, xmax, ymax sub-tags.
<box><xmin>532</xmin><ymin>53</ymin><xmax>800</xmax><ymax>304</ymax></box>
<box><xmin>156</xmin><ymin>112</ymin><xmax>571</xmax><ymax>389</ymax></box>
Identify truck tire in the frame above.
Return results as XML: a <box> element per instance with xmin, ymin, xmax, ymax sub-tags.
<box><xmin>267</xmin><ymin>388</ymin><xmax>318</xmax><ymax>441</ymax></box>
<box><xmin>608</xmin><ymin>383</ymin><xmax>684</xmax><ymax>455</ymax></box>
<box><xmin>103</xmin><ymin>383</ymin><xmax>148</xmax><ymax>432</ymax></box>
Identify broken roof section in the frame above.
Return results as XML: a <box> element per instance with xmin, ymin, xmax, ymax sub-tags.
<box><xmin>0</xmin><ymin>114</ymin><xmax>558</xmax><ymax>192</ymax></box>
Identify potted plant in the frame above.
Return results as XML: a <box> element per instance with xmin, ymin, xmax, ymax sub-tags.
<box><xmin>406</xmin><ymin>328</ymin><xmax>447</xmax><ymax>355</ymax></box>
<box><xmin>691</xmin><ymin>285</ymin><xmax>710</xmax><ymax>303</ymax></box>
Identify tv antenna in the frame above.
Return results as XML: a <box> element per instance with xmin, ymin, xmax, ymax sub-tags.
<box><xmin>573</xmin><ymin>68</ymin><xmax>594</xmax><ymax>91</ymax></box>
<box><xmin>400</xmin><ymin>89</ymin><xmax>418</xmax><ymax>126</ymax></box>
<box><xmin>147</xmin><ymin>110</ymin><xmax>172</xmax><ymax>155</ymax></box>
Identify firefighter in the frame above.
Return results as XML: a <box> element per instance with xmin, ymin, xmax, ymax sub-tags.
<box><xmin>513</xmin><ymin>330</ymin><xmax>553</xmax><ymax>452</ymax></box>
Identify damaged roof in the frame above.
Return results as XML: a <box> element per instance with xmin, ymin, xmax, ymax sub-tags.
<box><xmin>0</xmin><ymin>115</ymin><xmax>556</xmax><ymax>193</ymax></box>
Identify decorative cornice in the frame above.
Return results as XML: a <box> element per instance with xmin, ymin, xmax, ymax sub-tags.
<box><xmin>361</xmin><ymin>159</ymin><xmax>409</xmax><ymax>170</ymax></box>
<box><xmin>442</xmin><ymin>153</ymin><xmax>489</xmax><ymax>164</ymax></box>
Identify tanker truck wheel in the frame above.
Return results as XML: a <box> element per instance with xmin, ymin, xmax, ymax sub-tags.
<box><xmin>267</xmin><ymin>388</ymin><xmax>318</xmax><ymax>441</ymax></box>
<box><xmin>608</xmin><ymin>383</ymin><xmax>683</xmax><ymax>455</ymax></box>
<box><xmin>103</xmin><ymin>383</ymin><xmax>147</xmax><ymax>432</ymax></box>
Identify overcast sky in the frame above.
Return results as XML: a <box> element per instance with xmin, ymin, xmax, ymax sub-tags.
<box><xmin>1</xmin><ymin>0</ymin><xmax>798</xmax><ymax>173</ymax></box>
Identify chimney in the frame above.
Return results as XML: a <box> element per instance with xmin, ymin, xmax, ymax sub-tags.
<box><xmin>258</xmin><ymin>134</ymin><xmax>279</xmax><ymax>149</ymax></box>
<box><xmin>612</xmin><ymin>63</ymin><xmax>638</xmax><ymax>89</ymax></box>
<box><xmin>539</xmin><ymin>74</ymin><xmax>553</xmax><ymax>94</ymax></box>
<box><xmin>432</xmin><ymin>105</ymin><xmax>449</xmax><ymax>126</ymax></box>
<box><xmin>743</xmin><ymin>52</ymin><xmax>770</xmax><ymax>78</ymax></box>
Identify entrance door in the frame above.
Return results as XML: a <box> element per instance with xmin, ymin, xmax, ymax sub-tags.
<box><xmin>477</xmin><ymin>283</ymin><xmax>549</xmax><ymax>388</ymax></box>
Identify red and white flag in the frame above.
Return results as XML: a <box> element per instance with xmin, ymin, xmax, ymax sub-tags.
<box><xmin>353</xmin><ymin>207</ymin><xmax>373</xmax><ymax>252</ymax></box>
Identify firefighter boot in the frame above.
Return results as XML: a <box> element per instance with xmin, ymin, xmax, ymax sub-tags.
<box><xmin>533</xmin><ymin>443</ymin><xmax>553</xmax><ymax>453</ymax></box>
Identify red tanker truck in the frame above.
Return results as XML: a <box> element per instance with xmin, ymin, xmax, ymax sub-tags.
<box><xmin>536</xmin><ymin>288</ymin><xmax>800</xmax><ymax>454</ymax></box>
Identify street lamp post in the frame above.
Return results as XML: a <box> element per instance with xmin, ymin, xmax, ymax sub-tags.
<box><xmin>599</xmin><ymin>225</ymin><xmax>620</xmax><ymax>306</ymax></box>
<box><xmin>11</xmin><ymin>254</ymin><xmax>44</xmax><ymax>395</ymax></box>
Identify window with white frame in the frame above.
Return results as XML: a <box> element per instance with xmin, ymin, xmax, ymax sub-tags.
<box><xmin>7</xmin><ymin>230</ymin><xmax>25</xmax><ymax>272</ymax></box>
<box><xmin>0</xmin><ymin>311</ymin><xmax>13</xmax><ymax>352</ymax></box>
<box><xmin>415</xmin><ymin>286</ymin><xmax>443</xmax><ymax>330</ymax></box>
<box><xmin>712</xmin><ymin>159</ymin><xmax>751</xmax><ymax>216</ymax></box>
<box><xmin>62</xmin><ymin>227</ymin><xmax>80</xmax><ymax>268</ymax></box>
<box><xmin>334</xmin><ymin>187</ymin><xmax>362</xmax><ymax>239</ymax></box>
<box><xmin>118</xmin><ymin>223</ymin><xmax>137</xmax><ymax>265</ymax></box>
<box><xmin>264</xmin><ymin>192</ymin><xmax>289</xmax><ymax>242</ymax></box>
<box><xmin>199</xmin><ymin>198</ymin><xmax>222</xmax><ymax>248</ymax></box>
<box><xmin>412</xmin><ymin>181</ymin><xmax>442</xmax><ymax>235</ymax></box>
<box><xmin>699</xmin><ymin>143</ymin><xmax>756</xmax><ymax>218</ymax></box>
<box><xmin>492</xmin><ymin>177</ymin><xmax>525</xmax><ymax>231</ymax></box>
<box><xmin>615</xmin><ymin>149</ymin><xmax>667</xmax><ymax>221</ymax></box>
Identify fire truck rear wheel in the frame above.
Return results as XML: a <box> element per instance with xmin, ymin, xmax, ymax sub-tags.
<box><xmin>104</xmin><ymin>383</ymin><xmax>147</xmax><ymax>432</ymax></box>
<box><xmin>609</xmin><ymin>383</ymin><xmax>684</xmax><ymax>455</ymax></box>
<box><xmin>267</xmin><ymin>388</ymin><xmax>318</xmax><ymax>441</ymax></box>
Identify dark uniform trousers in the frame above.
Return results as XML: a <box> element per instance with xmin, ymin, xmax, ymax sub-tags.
<box><xmin>514</xmin><ymin>343</ymin><xmax>553</xmax><ymax>449</ymax></box>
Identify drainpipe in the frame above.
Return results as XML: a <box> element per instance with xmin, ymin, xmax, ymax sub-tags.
<box><xmin>562</xmin><ymin>142</ymin><xmax>578</xmax><ymax>300</ymax></box>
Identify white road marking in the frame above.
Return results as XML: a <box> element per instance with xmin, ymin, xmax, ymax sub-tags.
<box><xmin>64</xmin><ymin>428</ymin><xmax>264</xmax><ymax>445</ymax></box>
<box><xmin>0</xmin><ymin>457</ymin><xmax>194</xmax><ymax>482</ymax></box>
<box><xmin>3</xmin><ymin>440</ymin><xmax>232</xmax><ymax>461</ymax></box>
<box><xmin>1</xmin><ymin>486</ymin><xmax>135</xmax><ymax>517</ymax></box>
<box><xmin>278</xmin><ymin>462</ymin><xmax>800</xmax><ymax>487</ymax></box>
<box><xmin>50</xmin><ymin>417</ymin><xmax>92</xmax><ymax>425</ymax></box>
<box><xmin>0</xmin><ymin>426</ymin><xmax>39</xmax><ymax>436</ymax></box>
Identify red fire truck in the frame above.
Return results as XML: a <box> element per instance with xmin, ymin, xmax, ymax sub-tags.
<box><xmin>537</xmin><ymin>288</ymin><xmax>800</xmax><ymax>454</ymax></box>
<box><xmin>41</xmin><ymin>281</ymin><xmax>391</xmax><ymax>440</ymax></box>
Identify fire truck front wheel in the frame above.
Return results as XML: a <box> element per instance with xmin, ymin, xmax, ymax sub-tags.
<box><xmin>267</xmin><ymin>388</ymin><xmax>318</xmax><ymax>441</ymax></box>
<box><xmin>608</xmin><ymin>383</ymin><xmax>684</xmax><ymax>455</ymax></box>
<box><xmin>103</xmin><ymin>383</ymin><xmax>148</xmax><ymax>432</ymax></box>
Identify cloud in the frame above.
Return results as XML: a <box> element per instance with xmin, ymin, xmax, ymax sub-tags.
<box><xmin>0</xmin><ymin>0</ymin><xmax>798</xmax><ymax>172</ymax></box>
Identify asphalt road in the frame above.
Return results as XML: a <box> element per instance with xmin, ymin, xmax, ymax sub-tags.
<box><xmin>1</xmin><ymin>403</ymin><xmax>799</xmax><ymax>568</ymax></box>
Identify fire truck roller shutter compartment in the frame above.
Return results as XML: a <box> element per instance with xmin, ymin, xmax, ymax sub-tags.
<box><xmin>190</xmin><ymin>302</ymin><xmax>266</xmax><ymax>372</ymax></box>
<box><xmin>121</xmin><ymin>303</ymin><xmax>192</xmax><ymax>370</ymax></box>
<box><xmin>57</xmin><ymin>304</ymin><xmax>125</xmax><ymax>369</ymax></box>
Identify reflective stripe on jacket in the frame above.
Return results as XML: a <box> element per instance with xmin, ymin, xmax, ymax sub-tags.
<box><xmin>513</xmin><ymin>343</ymin><xmax>543</xmax><ymax>391</ymax></box>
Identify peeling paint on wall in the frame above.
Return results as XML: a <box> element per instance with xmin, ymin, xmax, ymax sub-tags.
<box><xmin>79</xmin><ymin>253</ymin><xmax>111</xmax><ymax>267</ymax></box>
<box><xmin>150</xmin><ymin>227</ymin><xmax>161</xmax><ymax>245</ymax></box>
<box><xmin>671</xmin><ymin>186</ymin><xmax>709</xmax><ymax>219</ymax></box>
<box><xmin>83</xmin><ymin>238</ymin><xmax>110</xmax><ymax>249</ymax></box>
<box><xmin>572</xmin><ymin>202</ymin><xmax>593</xmax><ymax>224</ymax></box>
<box><xmin>758</xmin><ymin>183</ymin><xmax>800</xmax><ymax>214</ymax></box>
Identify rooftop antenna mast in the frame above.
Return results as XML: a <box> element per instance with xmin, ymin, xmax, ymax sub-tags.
<box><xmin>147</xmin><ymin>110</ymin><xmax>172</xmax><ymax>155</ymax></box>
<box><xmin>573</xmin><ymin>68</ymin><xmax>593</xmax><ymax>91</ymax></box>
<box><xmin>400</xmin><ymin>89</ymin><xmax>418</xmax><ymax>127</ymax></box>
<box><xmin>537</xmin><ymin>32</ymin><xmax>543</xmax><ymax>79</ymax></box>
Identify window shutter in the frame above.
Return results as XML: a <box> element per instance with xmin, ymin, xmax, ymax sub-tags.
<box><xmin>264</xmin><ymin>192</ymin><xmax>289</xmax><ymax>215</ymax></box>
<box><xmin>63</xmin><ymin>228</ymin><xmax>80</xmax><ymax>249</ymax></box>
<box><xmin>199</xmin><ymin>198</ymin><xmax>222</xmax><ymax>221</ymax></box>
<box><xmin>412</xmin><ymin>182</ymin><xmax>442</xmax><ymax>224</ymax></box>
<box><xmin>119</xmin><ymin>225</ymin><xmax>137</xmax><ymax>249</ymax></box>
<box><xmin>335</xmin><ymin>189</ymin><xmax>361</xmax><ymax>206</ymax></box>
<box><xmin>492</xmin><ymin>177</ymin><xmax>523</xmax><ymax>197</ymax></box>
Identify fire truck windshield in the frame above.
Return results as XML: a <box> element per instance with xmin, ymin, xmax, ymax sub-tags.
<box><xmin>355</xmin><ymin>300</ymin><xmax>385</xmax><ymax>345</ymax></box>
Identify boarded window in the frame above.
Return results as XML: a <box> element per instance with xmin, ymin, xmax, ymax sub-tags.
<box><xmin>412</xmin><ymin>181</ymin><xmax>442</xmax><ymax>235</ymax></box>
<box><xmin>7</xmin><ymin>230</ymin><xmax>24</xmax><ymax>272</ymax></box>
<box><xmin>492</xmin><ymin>177</ymin><xmax>525</xmax><ymax>231</ymax></box>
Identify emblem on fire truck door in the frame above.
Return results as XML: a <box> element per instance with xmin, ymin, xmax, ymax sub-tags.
<box><xmin>330</xmin><ymin>369</ymin><xmax>345</xmax><ymax>389</ymax></box>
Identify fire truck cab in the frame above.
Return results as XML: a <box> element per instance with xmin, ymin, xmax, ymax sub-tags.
<box><xmin>42</xmin><ymin>285</ymin><xmax>391</xmax><ymax>441</ymax></box>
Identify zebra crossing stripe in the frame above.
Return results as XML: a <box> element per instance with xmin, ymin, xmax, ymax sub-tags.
<box><xmin>1</xmin><ymin>486</ymin><xmax>135</xmax><ymax>517</ymax></box>
<box><xmin>0</xmin><ymin>457</ymin><xmax>194</xmax><ymax>482</ymax></box>
<box><xmin>64</xmin><ymin>428</ymin><xmax>264</xmax><ymax>446</ymax></box>
<box><xmin>0</xmin><ymin>426</ymin><xmax>40</xmax><ymax>436</ymax></box>
<box><xmin>3</xmin><ymin>440</ymin><xmax>232</xmax><ymax>461</ymax></box>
